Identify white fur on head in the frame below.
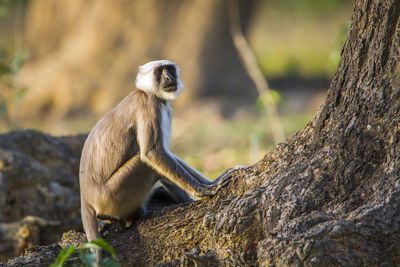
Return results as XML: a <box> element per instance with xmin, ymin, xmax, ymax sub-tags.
<box><xmin>135</xmin><ymin>60</ymin><xmax>184</xmax><ymax>101</ymax></box>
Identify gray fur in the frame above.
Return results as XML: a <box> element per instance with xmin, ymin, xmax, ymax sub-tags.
<box><xmin>79</xmin><ymin>61</ymin><xmax>231</xmax><ymax>262</ymax></box>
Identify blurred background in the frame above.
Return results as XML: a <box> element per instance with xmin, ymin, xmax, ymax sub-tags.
<box><xmin>0</xmin><ymin>0</ymin><xmax>352</xmax><ymax>178</ymax></box>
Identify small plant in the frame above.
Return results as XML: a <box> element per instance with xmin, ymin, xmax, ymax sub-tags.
<box><xmin>50</xmin><ymin>238</ymin><xmax>120</xmax><ymax>267</ymax></box>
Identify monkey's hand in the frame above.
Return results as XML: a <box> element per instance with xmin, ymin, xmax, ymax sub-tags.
<box><xmin>195</xmin><ymin>165</ymin><xmax>246</xmax><ymax>199</ymax></box>
<box><xmin>215</xmin><ymin>165</ymin><xmax>246</xmax><ymax>182</ymax></box>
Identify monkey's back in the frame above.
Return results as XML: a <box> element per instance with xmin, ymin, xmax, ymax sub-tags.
<box><xmin>80</xmin><ymin>92</ymin><xmax>143</xmax><ymax>186</ymax></box>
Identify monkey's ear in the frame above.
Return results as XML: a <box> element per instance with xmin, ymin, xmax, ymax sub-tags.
<box><xmin>136</xmin><ymin>70</ymin><xmax>155</xmax><ymax>92</ymax></box>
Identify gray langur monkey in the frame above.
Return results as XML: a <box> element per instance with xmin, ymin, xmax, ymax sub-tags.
<box><xmin>79</xmin><ymin>60</ymin><xmax>240</xmax><ymax>261</ymax></box>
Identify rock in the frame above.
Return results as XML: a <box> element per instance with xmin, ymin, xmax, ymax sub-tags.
<box><xmin>0</xmin><ymin>216</ymin><xmax>59</xmax><ymax>262</ymax></box>
<box><xmin>0</xmin><ymin>130</ymin><xmax>85</xmax><ymax>261</ymax></box>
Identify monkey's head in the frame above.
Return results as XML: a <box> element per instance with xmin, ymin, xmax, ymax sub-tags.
<box><xmin>135</xmin><ymin>60</ymin><xmax>184</xmax><ymax>101</ymax></box>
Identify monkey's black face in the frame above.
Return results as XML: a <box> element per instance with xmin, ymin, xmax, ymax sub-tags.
<box><xmin>155</xmin><ymin>65</ymin><xmax>177</xmax><ymax>92</ymax></box>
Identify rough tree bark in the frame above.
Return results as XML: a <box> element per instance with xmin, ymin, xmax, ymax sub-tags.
<box><xmin>2</xmin><ymin>0</ymin><xmax>400</xmax><ymax>266</ymax></box>
<box><xmin>107</xmin><ymin>0</ymin><xmax>400</xmax><ymax>265</ymax></box>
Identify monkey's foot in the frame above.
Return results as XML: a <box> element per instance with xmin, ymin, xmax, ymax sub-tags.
<box><xmin>124</xmin><ymin>205</ymin><xmax>145</xmax><ymax>228</ymax></box>
<box><xmin>97</xmin><ymin>214</ymin><xmax>119</xmax><ymax>224</ymax></box>
<box><xmin>125</xmin><ymin>220</ymin><xmax>134</xmax><ymax>228</ymax></box>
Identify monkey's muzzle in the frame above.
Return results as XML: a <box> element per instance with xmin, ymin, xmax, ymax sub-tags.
<box><xmin>163</xmin><ymin>84</ymin><xmax>177</xmax><ymax>92</ymax></box>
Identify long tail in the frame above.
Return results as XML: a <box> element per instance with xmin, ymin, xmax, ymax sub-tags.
<box><xmin>81</xmin><ymin>200</ymin><xmax>103</xmax><ymax>261</ymax></box>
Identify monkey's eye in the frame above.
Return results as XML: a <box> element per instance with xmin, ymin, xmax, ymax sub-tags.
<box><xmin>166</xmin><ymin>66</ymin><xmax>176</xmax><ymax>78</ymax></box>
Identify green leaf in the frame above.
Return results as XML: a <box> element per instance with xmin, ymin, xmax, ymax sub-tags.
<box><xmin>50</xmin><ymin>245</ymin><xmax>76</xmax><ymax>267</ymax></box>
<box><xmin>99</xmin><ymin>257</ymin><xmax>121</xmax><ymax>267</ymax></box>
<box><xmin>83</xmin><ymin>238</ymin><xmax>117</xmax><ymax>259</ymax></box>
<box><xmin>79</xmin><ymin>249</ymin><xmax>96</xmax><ymax>267</ymax></box>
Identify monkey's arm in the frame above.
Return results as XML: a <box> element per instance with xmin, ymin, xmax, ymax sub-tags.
<box><xmin>143</xmin><ymin>150</ymin><xmax>214</xmax><ymax>198</ymax></box>
<box><xmin>137</xmin><ymin>117</ymin><xmax>219</xmax><ymax>198</ymax></box>
<box><xmin>175</xmin><ymin>156</ymin><xmax>246</xmax><ymax>187</ymax></box>
<box><xmin>173</xmin><ymin>156</ymin><xmax>212</xmax><ymax>185</ymax></box>
<box><xmin>158</xmin><ymin>179</ymin><xmax>195</xmax><ymax>203</ymax></box>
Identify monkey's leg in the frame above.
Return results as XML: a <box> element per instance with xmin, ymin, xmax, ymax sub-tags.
<box><xmin>145</xmin><ymin>185</ymin><xmax>180</xmax><ymax>211</ymax></box>
<box><xmin>103</xmin><ymin>155</ymin><xmax>155</xmax><ymax>219</ymax></box>
<box><xmin>104</xmin><ymin>154</ymin><xmax>141</xmax><ymax>188</ymax></box>
<box><xmin>159</xmin><ymin>179</ymin><xmax>195</xmax><ymax>203</ymax></box>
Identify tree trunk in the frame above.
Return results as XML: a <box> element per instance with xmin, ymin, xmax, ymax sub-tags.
<box><xmin>3</xmin><ymin>0</ymin><xmax>400</xmax><ymax>266</ymax></box>
<box><xmin>17</xmin><ymin>0</ymin><xmax>255</xmax><ymax>120</ymax></box>
<box><xmin>106</xmin><ymin>0</ymin><xmax>400</xmax><ymax>265</ymax></box>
